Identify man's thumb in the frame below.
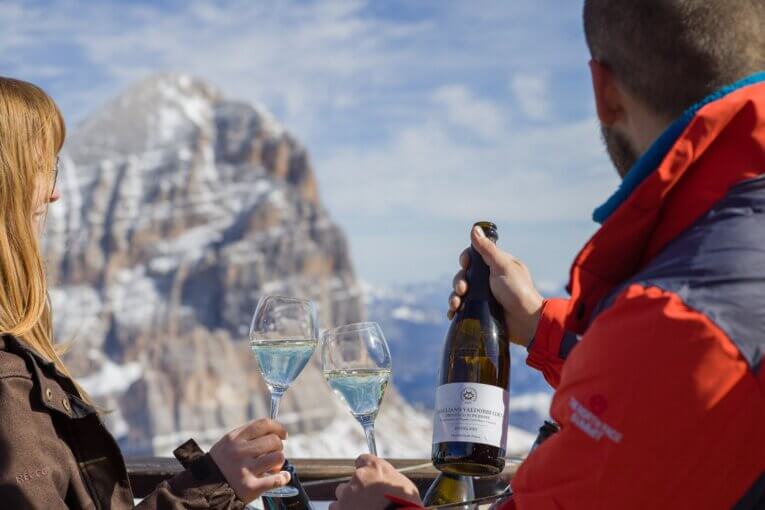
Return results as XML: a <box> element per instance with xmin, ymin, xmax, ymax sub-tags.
<box><xmin>471</xmin><ymin>226</ymin><xmax>500</xmax><ymax>267</ymax></box>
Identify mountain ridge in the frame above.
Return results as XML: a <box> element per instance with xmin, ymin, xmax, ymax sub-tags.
<box><xmin>44</xmin><ymin>72</ymin><xmax>432</xmax><ymax>457</ymax></box>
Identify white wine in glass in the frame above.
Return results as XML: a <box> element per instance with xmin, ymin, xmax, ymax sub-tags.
<box><xmin>250</xmin><ymin>295</ymin><xmax>318</xmax><ymax>498</ymax></box>
<box><xmin>321</xmin><ymin>322</ymin><xmax>392</xmax><ymax>456</ymax></box>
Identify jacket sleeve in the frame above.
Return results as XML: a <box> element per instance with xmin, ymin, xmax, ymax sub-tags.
<box><xmin>507</xmin><ymin>285</ymin><xmax>762</xmax><ymax>510</ymax></box>
<box><xmin>525</xmin><ymin>298</ymin><xmax>575</xmax><ymax>388</ymax></box>
<box><xmin>135</xmin><ymin>440</ymin><xmax>244</xmax><ymax>510</ymax></box>
<box><xmin>0</xmin><ymin>371</ymin><xmax>244</xmax><ymax>510</ymax></box>
<box><xmin>0</xmin><ymin>375</ymin><xmax>71</xmax><ymax>509</ymax></box>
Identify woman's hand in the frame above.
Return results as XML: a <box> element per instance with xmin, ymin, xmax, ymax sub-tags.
<box><xmin>209</xmin><ymin>418</ymin><xmax>291</xmax><ymax>503</ymax></box>
<box><xmin>329</xmin><ymin>454</ymin><xmax>422</xmax><ymax>510</ymax></box>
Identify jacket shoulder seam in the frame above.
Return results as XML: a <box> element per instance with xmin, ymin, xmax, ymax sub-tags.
<box><xmin>602</xmin><ymin>282</ymin><xmax>736</xmax><ymax>343</ymax></box>
<box><xmin>0</xmin><ymin>372</ymin><xmax>33</xmax><ymax>381</ymax></box>
<box><xmin>0</xmin><ymin>350</ymin><xmax>34</xmax><ymax>381</ymax></box>
<box><xmin>606</xmin><ymin>283</ymin><xmax>701</xmax><ymax>312</ymax></box>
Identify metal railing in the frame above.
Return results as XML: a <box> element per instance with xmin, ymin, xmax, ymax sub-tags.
<box><xmin>127</xmin><ymin>458</ymin><xmax>519</xmax><ymax>501</ymax></box>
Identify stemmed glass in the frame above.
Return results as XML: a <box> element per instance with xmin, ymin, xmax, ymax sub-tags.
<box><xmin>250</xmin><ymin>295</ymin><xmax>318</xmax><ymax>497</ymax></box>
<box><xmin>321</xmin><ymin>322</ymin><xmax>392</xmax><ymax>455</ymax></box>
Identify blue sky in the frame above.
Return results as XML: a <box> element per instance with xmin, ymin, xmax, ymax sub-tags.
<box><xmin>0</xmin><ymin>0</ymin><xmax>619</xmax><ymax>289</ymax></box>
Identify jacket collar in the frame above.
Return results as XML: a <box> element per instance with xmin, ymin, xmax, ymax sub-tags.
<box><xmin>1</xmin><ymin>334</ymin><xmax>95</xmax><ymax>418</ymax></box>
<box><xmin>594</xmin><ymin>72</ymin><xmax>765</xmax><ymax>224</ymax></box>
<box><xmin>566</xmin><ymin>78</ymin><xmax>765</xmax><ymax>333</ymax></box>
<box><xmin>1</xmin><ymin>334</ymin><xmax>65</xmax><ymax>375</ymax></box>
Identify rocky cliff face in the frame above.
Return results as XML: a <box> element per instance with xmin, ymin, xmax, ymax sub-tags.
<box><xmin>43</xmin><ymin>73</ymin><xmax>431</xmax><ymax>457</ymax></box>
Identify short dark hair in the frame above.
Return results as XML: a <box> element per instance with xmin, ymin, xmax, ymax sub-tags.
<box><xmin>584</xmin><ymin>0</ymin><xmax>765</xmax><ymax>118</ymax></box>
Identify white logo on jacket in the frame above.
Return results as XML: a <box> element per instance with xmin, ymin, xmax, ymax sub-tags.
<box><xmin>569</xmin><ymin>397</ymin><xmax>623</xmax><ymax>444</ymax></box>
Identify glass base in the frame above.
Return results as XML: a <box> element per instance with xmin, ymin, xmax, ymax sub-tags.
<box><xmin>262</xmin><ymin>485</ymin><xmax>299</xmax><ymax>498</ymax></box>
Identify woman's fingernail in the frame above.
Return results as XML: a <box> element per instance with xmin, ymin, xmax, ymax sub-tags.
<box><xmin>281</xmin><ymin>471</ymin><xmax>291</xmax><ymax>483</ymax></box>
<box><xmin>473</xmin><ymin>226</ymin><xmax>485</xmax><ymax>238</ymax></box>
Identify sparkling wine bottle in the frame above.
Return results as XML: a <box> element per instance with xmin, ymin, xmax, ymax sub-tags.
<box><xmin>530</xmin><ymin>421</ymin><xmax>559</xmax><ymax>452</ymax></box>
<box><xmin>422</xmin><ymin>472</ymin><xmax>475</xmax><ymax>509</ymax></box>
<box><xmin>432</xmin><ymin>221</ymin><xmax>510</xmax><ymax>476</ymax></box>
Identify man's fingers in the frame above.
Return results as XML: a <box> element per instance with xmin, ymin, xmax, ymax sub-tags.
<box><xmin>459</xmin><ymin>248</ymin><xmax>470</xmax><ymax>270</ymax></box>
<box><xmin>355</xmin><ymin>453</ymin><xmax>378</xmax><ymax>468</ymax></box>
<box><xmin>452</xmin><ymin>271</ymin><xmax>468</xmax><ymax>296</ymax></box>
<box><xmin>235</xmin><ymin>418</ymin><xmax>288</xmax><ymax>441</ymax></box>
<box><xmin>447</xmin><ymin>291</ymin><xmax>462</xmax><ymax>320</ymax></box>
<box><xmin>335</xmin><ymin>482</ymin><xmax>348</xmax><ymax>500</ymax></box>
<box><xmin>448</xmin><ymin>292</ymin><xmax>461</xmax><ymax>312</ymax></box>
<box><xmin>471</xmin><ymin>226</ymin><xmax>502</xmax><ymax>267</ymax></box>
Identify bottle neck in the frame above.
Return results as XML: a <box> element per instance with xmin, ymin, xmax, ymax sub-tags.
<box><xmin>465</xmin><ymin>245</ymin><xmax>491</xmax><ymax>302</ymax></box>
<box><xmin>530</xmin><ymin>421</ymin><xmax>560</xmax><ymax>452</ymax></box>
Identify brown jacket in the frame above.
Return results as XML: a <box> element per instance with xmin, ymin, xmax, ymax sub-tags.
<box><xmin>0</xmin><ymin>334</ymin><xmax>246</xmax><ymax>509</ymax></box>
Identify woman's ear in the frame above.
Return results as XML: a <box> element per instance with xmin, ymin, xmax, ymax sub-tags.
<box><xmin>589</xmin><ymin>59</ymin><xmax>624</xmax><ymax>127</ymax></box>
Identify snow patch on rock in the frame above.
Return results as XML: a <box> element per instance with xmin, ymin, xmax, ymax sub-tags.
<box><xmin>79</xmin><ymin>358</ymin><xmax>143</xmax><ymax>398</ymax></box>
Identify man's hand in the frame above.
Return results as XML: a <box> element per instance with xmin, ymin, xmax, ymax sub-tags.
<box><xmin>329</xmin><ymin>455</ymin><xmax>422</xmax><ymax>510</ymax></box>
<box><xmin>209</xmin><ymin>418</ymin><xmax>291</xmax><ymax>503</ymax></box>
<box><xmin>448</xmin><ymin>226</ymin><xmax>544</xmax><ymax>346</ymax></box>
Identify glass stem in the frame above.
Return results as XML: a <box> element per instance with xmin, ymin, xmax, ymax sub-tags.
<box><xmin>362</xmin><ymin>421</ymin><xmax>377</xmax><ymax>456</ymax></box>
<box><xmin>270</xmin><ymin>391</ymin><xmax>284</xmax><ymax>420</ymax></box>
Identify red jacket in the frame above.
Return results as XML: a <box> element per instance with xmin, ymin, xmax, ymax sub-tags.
<box><xmin>505</xmin><ymin>76</ymin><xmax>765</xmax><ymax>508</ymax></box>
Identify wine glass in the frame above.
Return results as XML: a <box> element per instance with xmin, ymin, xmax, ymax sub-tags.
<box><xmin>250</xmin><ymin>295</ymin><xmax>318</xmax><ymax>497</ymax></box>
<box><xmin>321</xmin><ymin>322</ymin><xmax>392</xmax><ymax>456</ymax></box>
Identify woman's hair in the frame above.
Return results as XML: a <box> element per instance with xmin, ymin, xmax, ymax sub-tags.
<box><xmin>0</xmin><ymin>77</ymin><xmax>72</xmax><ymax>378</ymax></box>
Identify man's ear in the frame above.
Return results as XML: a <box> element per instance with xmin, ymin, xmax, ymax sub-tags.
<box><xmin>589</xmin><ymin>59</ymin><xmax>624</xmax><ymax>126</ymax></box>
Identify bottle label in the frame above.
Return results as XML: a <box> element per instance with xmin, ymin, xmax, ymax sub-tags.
<box><xmin>432</xmin><ymin>383</ymin><xmax>509</xmax><ymax>449</ymax></box>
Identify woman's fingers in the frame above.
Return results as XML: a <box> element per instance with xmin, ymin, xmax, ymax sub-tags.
<box><xmin>234</xmin><ymin>418</ymin><xmax>288</xmax><ymax>441</ymax></box>
<box><xmin>244</xmin><ymin>450</ymin><xmax>286</xmax><ymax>477</ymax></box>
<box><xmin>246</xmin><ymin>470</ymin><xmax>291</xmax><ymax>495</ymax></box>
<box><xmin>209</xmin><ymin>419</ymin><xmax>293</xmax><ymax>503</ymax></box>
<box><xmin>240</xmin><ymin>433</ymin><xmax>284</xmax><ymax>458</ymax></box>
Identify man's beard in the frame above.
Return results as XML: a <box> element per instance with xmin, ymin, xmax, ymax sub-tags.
<box><xmin>601</xmin><ymin>126</ymin><xmax>639</xmax><ymax>178</ymax></box>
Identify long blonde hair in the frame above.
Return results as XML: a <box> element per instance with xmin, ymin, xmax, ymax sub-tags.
<box><xmin>0</xmin><ymin>77</ymin><xmax>72</xmax><ymax>379</ymax></box>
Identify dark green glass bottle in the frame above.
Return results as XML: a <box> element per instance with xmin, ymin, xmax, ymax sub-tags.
<box><xmin>530</xmin><ymin>421</ymin><xmax>559</xmax><ymax>452</ymax></box>
<box><xmin>432</xmin><ymin>222</ymin><xmax>510</xmax><ymax>476</ymax></box>
<box><xmin>422</xmin><ymin>472</ymin><xmax>475</xmax><ymax>509</ymax></box>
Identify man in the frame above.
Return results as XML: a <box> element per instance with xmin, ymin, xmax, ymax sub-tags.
<box><xmin>331</xmin><ymin>1</ymin><xmax>765</xmax><ymax>508</ymax></box>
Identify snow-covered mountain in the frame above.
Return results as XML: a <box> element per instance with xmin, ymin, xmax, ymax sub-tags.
<box><xmin>42</xmin><ymin>72</ymin><xmax>547</xmax><ymax>460</ymax></box>
<box><xmin>43</xmin><ymin>73</ymin><xmax>432</xmax><ymax>458</ymax></box>
<box><xmin>365</xmin><ymin>280</ymin><xmax>555</xmax><ymax>436</ymax></box>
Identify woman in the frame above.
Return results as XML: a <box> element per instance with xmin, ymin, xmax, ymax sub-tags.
<box><xmin>0</xmin><ymin>76</ymin><xmax>292</xmax><ymax>508</ymax></box>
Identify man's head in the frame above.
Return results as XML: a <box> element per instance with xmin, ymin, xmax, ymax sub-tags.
<box><xmin>583</xmin><ymin>0</ymin><xmax>765</xmax><ymax>176</ymax></box>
